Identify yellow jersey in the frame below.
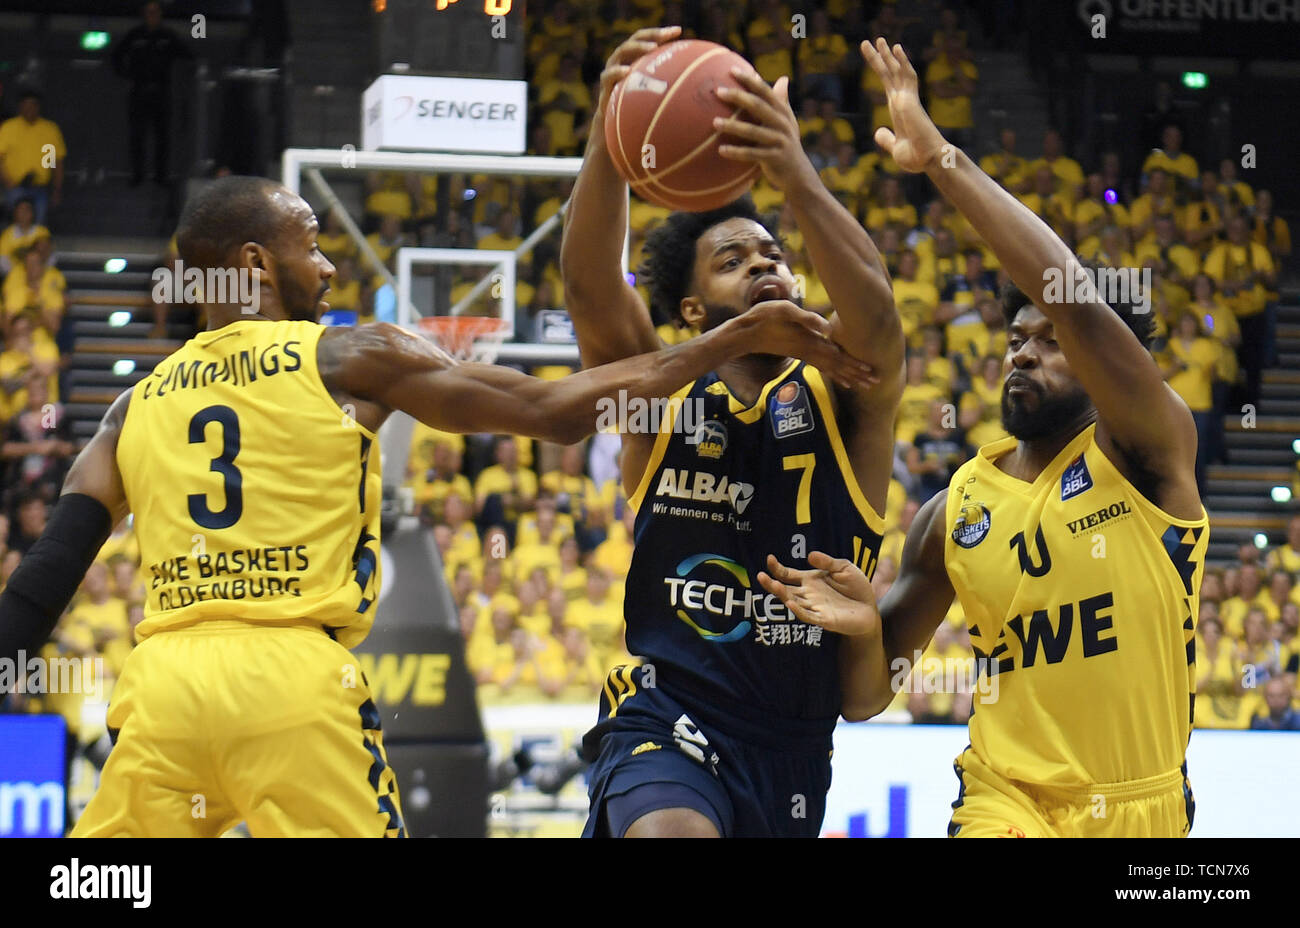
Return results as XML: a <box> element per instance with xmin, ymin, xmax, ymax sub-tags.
<box><xmin>1164</xmin><ymin>336</ymin><xmax>1218</xmax><ymax>412</ymax></box>
<box><xmin>0</xmin><ymin>116</ymin><xmax>66</xmax><ymax>187</ymax></box>
<box><xmin>924</xmin><ymin>55</ymin><xmax>977</xmax><ymax>130</ymax></box>
<box><xmin>945</xmin><ymin>423</ymin><xmax>1207</xmax><ymax>788</ymax></box>
<box><xmin>117</xmin><ymin>320</ymin><xmax>383</xmax><ymax>649</ymax></box>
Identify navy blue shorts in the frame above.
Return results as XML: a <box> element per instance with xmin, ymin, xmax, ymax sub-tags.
<box><xmin>580</xmin><ymin>666</ymin><xmax>834</xmax><ymax>838</ymax></box>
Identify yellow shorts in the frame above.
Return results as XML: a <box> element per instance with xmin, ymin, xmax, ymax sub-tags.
<box><xmin>72</xmin><ymin>622</ymin><xmax>405</xmax><ymax>838</ymax></box>
<box><xmin>948</xmin><ymin>748</ymin><xmax>1193</xmax><ymax>838</ymax></box>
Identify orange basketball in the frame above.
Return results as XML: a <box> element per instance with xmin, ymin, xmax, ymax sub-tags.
<box><xmin>604</xmin><ymin>39</ymin><xmax>762</xmax><ymax>213</ymax></box>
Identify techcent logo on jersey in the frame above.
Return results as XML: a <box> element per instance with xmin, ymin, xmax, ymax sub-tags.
<box><xmin>665</xmin><ymin>554</ymin><xmax>823</xmax><ymax>648</ymax></box>
<box><xmin>666</xmin><ymin>554</ymin><xmax>755</xmax><ymax>643</ymax></box>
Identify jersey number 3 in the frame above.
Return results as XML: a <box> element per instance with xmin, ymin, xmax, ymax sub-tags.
<box><xmin>188</xmin><ymin>405</ymin><xmax>243</xmax><ymax>529</ymax></box>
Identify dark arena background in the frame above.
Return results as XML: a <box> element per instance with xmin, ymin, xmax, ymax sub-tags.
<box><xmin>0</xmin><ymin>0</ymin><xmax>1297</xmax><ymax>853</ymax></box>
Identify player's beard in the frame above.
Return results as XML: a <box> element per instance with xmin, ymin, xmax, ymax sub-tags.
<box><xmin>286</xmin><ymin>280</ymin><xmax>328</xmax><ymax>322</ymax></box>
<box><xmin>698</xmin><ymin>290</ymin><xmax>806</xmax><ymax>330</ymax></box>
<box><xmin>1001</xmin><ymin>379</ymin><xmax>1092</xmax><ymax>441</ymax></box>
<box><xmin>695</xmin><ymin>301</ymin><xmax>743</xmax><ymax>332</ymax></box>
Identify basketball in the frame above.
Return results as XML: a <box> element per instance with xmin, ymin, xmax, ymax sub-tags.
<box><xmin>604</xmin><ymin>39</ymin><xmax>761</xmax><ymax>212</ymax></box>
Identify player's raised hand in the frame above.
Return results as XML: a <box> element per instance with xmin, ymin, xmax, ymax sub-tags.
<box><xmin>860</xmin><ymin>38</ymin><xmax>949</xmax><ymax>173</ymax></box>
<box><xmin>757</xmin><ymin>552</ymin><xmax>880</xmax><ymax>638</ymax></box>
<box><xmin>594</xmin><ymin>26</ymin><xmax>683</xmax><ymax>128</ymax></box>
<box><xmin>738</xmin><ymin>300</ymin><xmax>880</xmax><ymax>390</ymax></box>
<box><xmin>714</xmin><ymin>72</ymin><xmax>815</xmax><ymax>192</ymax></box>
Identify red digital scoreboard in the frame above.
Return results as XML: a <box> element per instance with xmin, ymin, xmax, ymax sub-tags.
<box><xmin>373</xmin><ymin>0</ymin><xmax>527</xmax><ymax>80</ymax></box>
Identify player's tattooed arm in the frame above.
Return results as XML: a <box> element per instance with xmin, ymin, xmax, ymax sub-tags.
<box><xmin>324</xmin><ymin>310</ymin><xmax>875</xmax><ymax>445</ymax></box>
<box><xmin>758</xmin><ymin>491</ymin><xmax>954</xmax><ymax>721</ymax></box>
<box><xmin>715</xmin><ymin>69</ymin><xmax>905</xmax><ymax>401</ymax></box>
<box><xmin>863</xmin><ymin>38</ymin><xmax>1200</xmax><ymax>520</ymax></box>
<box><xmin>60</xmin><ymin>388</ymin><xmax>131</xmax><ymax>524</ymax></box>
<box><xmin>558</xmin><ymin>27</ymin><xmax>680</xmax><ymax>368</ymax></box>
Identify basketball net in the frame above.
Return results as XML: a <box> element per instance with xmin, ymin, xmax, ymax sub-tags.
<box><xmin>417</xmin><ymin>315</ymin><xmax>510</xmax><ymax>365</ymax></box>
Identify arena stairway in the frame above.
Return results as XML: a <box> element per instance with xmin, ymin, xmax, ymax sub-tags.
<box><xmin>62</xmin><ymin>251</ymin><xmax>188</xmax><ymax>442</ymax></box>
<box><xmin>968</xmin><ymin>50</ymin><xmax>1051</xmax><ymax>162</ymax></box>
<box><xmin>1204</xmin><ymin>291</ymin><xmax>1300</xmax><ymax>563</ymax></box>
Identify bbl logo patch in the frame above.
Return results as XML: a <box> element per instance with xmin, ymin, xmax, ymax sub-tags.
<box><xmin>691</xmin><ymin>419</ymin><xmax>728</xmax><ymax>460</ymax></box>
<box><xmin>771</xmin><ymin>381</ymin><xmax>814</xmax><ymax>439</ymax></box>
<box><xmin>952</xmin><ymin>502</ymin><xmax>992</xmax><ymax>548</ymax></box>
<box><xmin>1061</xmin><ymin>454</ymin><xmax>1093</xmax><ymax>501</ymax></box>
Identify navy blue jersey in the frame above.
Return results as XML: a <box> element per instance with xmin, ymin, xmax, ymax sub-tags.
<box><xmin>623</xmin><ymin>360</ymin><xmax>885</xmax><ymax>732</ymax></box>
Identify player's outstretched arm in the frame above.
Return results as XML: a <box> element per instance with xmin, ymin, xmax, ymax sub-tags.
<box><xmin>328</xmin><ymin>305</ymin><xmax>876</xmax><ymax>445</ymax></box>
<box><xmin>716</xmin><ymin>70</ymin><xmax>904</xmax><ymax>394</ymax></box>
<box><xmin>862</xmin><ymin>38</ymin><xmax>1199</xmax><ymax>518</ymax></box>
<box><xmin>558</xmin><ymin>27</ymin><xmax>680</xmax><ymax>367</ymax></box>
<box><xmin>757</xmin><ymin>491</ymin><xmax>955</xmax><ymax>721</ymax></box>
<box><xmin>0</xmin><ymin>392</ymin><xmax>129</xmax><ymax>673</ymax></box>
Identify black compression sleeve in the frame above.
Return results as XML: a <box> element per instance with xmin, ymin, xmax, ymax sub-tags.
<box><xmin>0</xmin><ymin>493</ymin><xmax>113</xmax><ymax>667</ymax></box>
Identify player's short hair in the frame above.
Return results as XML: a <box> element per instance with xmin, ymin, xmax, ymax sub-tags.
<box><xmin>1001</xmin><ymin>278</ymin><xmax>1155</xmax><ymax>351</ymax></box>
<box><xmin>640</xmin><ymin>195</ymin><xmax>779</xmax><ymax>326</ymax></box>
<box><xmin>175</xmin><ymin>175</ymin><xmax>287</xmax><ymax>272</ymax></box>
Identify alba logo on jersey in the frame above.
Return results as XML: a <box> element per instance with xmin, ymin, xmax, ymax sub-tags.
<box><xmin>654</xmin><ymin>469</ymin><xmax>754</xmax><ymax>514</ymax></box>
<box><xmin>771</xmin><ymin>381</ymin><xmax>814</xmax><ymax>438</ymax></box>
<box><xmin>664</xmin><ymin>554</ymin><xmax>788</xmax><ymax>643</ymax></box>
<box><xmin>688</xmin><ymin>420</ymin><xmax>727</xmax><ymax>460</ymax></box>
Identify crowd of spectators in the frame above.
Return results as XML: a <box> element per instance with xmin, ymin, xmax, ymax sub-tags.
<box><xmin>0</xmin><ymin>84</ymin><xmax>118</xmax><ymax>760</ymax></box>
<box><xmin>409</xmin><ymin>426</ymin><xmax>634</xmax><ymax>705</ymax></box>
<box><xmin>1196</xmin><ymin>515</ymin><xmax>1300</xmax><ymax>730</ymax></box>
<box><xmin>0</xmin><ymin>87</ymin><xmax>77</xmax><ymax>561</ymax></box>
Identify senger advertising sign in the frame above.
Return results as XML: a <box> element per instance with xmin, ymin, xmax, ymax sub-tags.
<box><xmin>362</xmin><ymin>74</ymin><xmax>526</xmax><ymax>154</ymax></box>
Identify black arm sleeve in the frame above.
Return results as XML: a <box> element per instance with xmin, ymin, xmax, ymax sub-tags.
<box><xmin>0</xmin><ymin>493</ymin><xmax>112</xmax><ymax>667</ymax></box>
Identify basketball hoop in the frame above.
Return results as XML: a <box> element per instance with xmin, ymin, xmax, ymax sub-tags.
<box><xmin>417</xmin><ymin>316</ymin><xmax>510</xmax><ymax>364</ymax></box>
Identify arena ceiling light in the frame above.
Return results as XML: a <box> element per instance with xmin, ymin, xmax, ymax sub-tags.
<box><xmin>80</xmin><ymin>32</ymin><xmax>110</xmax><ymax>51</ymax></box>
<box><xmin>108</xmin><ymin>311</ymin><xmax>131</xmax><ymax>327</ymax></box>
<box><xmin>113</xmin><ymin>359</ymin><xmax>136</xmax><ymax>376</ymax></box>
<box><xmin>1181</xmin><ymin>71</ymin><xmax>1208</xmax><ymax>89</ymax></box>
<box><xmin>104</xmin><ymin>258</ymin><xmax>127</xmax><ymax>274</ymax></box>
<box><xmin>1273</xmin><ymin>486</ymin><xmax>1293</xmax><ymax>504</ymax></box>
<box><xmin>1254</xmin><ymin>533</ymin><xmax>1269</xmax><ymax>548</ymax></box>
